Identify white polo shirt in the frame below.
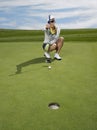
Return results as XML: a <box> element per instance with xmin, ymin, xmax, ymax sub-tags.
<box><xmin>43</xmin><ymin>25</ymin><xmax>60</xmax><ymax>45</ymax></box>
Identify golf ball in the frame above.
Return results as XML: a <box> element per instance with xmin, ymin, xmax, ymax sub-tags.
<box><xmin>48</xmin><ymin>66</ymin><xmax>51</xmax><ymax>69</ymax></box>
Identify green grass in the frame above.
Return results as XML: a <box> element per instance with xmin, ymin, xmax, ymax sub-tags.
<box><xmin>0</xmin><ymin>41</ymin><xmax>97</xmax><ymax>130</ymax></box>
<box><xmin>0</xmin><ymin>28</ymin><xmax>97</xmax><ymax>42</ymax></box>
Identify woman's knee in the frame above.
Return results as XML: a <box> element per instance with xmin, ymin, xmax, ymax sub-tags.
<box><xmin>60</xmin><ymin>36</ymin><xmax>64</xmax><ymax>41</ymax></box>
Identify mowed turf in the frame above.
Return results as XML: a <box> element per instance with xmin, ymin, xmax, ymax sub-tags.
<box><xmin>0</xmin><ymin>42</ymin><xmax>97</xmax><ymax>130</ymax></box>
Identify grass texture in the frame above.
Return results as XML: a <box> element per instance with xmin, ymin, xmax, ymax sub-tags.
<box><xmin>0</xmin><ymin>28</ymin><xmax>97</xmax><ymax>42</ymax></box>
<box><xmin>0</xmin><ymin>41</ymin><xmax>97</xmax><ymax>130</ymax></box>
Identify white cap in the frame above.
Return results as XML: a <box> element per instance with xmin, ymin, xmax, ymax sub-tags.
<box><xmin>49</xmin><ymin>15</ymin><xmax>55</xmax><ymax>20</ymax></box>
<box><xmin>47</xmin><ymin>15</ymin><xmax>55</xmax><ymax>23</ymax></box>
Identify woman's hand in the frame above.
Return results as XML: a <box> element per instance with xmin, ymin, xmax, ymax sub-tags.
<box><xmin>46</xmin><ymin>24</ymin><xmax>50</xmax><ymax>29</ymax></box>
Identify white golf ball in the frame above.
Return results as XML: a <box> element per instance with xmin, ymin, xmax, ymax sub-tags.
<box><xmin>48</xmin><ymin>66</ymin><xmax>51</xmax><ymax>69</ymax></box>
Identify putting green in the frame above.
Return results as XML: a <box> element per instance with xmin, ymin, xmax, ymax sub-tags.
<box><xmin>0</xmin><ymin>42</ymin><xmax>97</xmax><ymax>130</ymax></box>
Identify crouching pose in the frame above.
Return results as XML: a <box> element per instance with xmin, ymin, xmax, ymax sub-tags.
<box><xmin>42</xmin><ymin>15</ymin><xmax>64</xmax><ymax>62</ymax></box>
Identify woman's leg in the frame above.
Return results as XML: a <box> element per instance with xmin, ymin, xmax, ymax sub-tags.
<box><xmin>56</xmin><ymin>37</ymin><xmax>64</xmax><ymax>53</ymax></box>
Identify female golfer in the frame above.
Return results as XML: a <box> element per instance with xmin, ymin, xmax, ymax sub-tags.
<box><xmin>43</xmin><ymin>15</ymin><xmax>64</xmax><ymax>62</ymax></box>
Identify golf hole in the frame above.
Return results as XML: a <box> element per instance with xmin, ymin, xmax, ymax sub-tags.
<box><xmin>48</xmin><ymin>102</ymin><xmax>60</xmax><ymax>110</ymax></box>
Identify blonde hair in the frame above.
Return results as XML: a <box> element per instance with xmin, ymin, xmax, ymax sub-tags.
<box><xmin>50</xmin><ymin>26</ymin><xmax>57</xmax><ymax>34</ymax></box>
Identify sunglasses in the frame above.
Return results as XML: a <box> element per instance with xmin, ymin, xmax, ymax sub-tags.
<box><xmin>50</xmin><ymin>20</ymin><xmax>55</xmax><ymax>23</ymax></box>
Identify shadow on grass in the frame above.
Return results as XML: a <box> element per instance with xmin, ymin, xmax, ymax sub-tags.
<box><xmin>9</xmin><ymin>57</ymin><xmax>55</xmax><ymax>76</ymax></box>
<box><xmin>15</xmin><ymin>57</ymin><xmax>45</xmax><ymax>74</ymax></box>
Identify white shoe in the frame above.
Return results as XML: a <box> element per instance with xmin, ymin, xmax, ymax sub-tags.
<box><xmin>54</xmin><ymin>53</ymin><xmax>61</xmax><ymax>60</ymax></box>
<box><xmin>44</xmin><ymin>52</ymin><xmax>50</xmax><ymax>59</ymax></box>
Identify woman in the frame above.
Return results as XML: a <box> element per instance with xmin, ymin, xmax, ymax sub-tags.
<box><xmin>43</xmin><ymin>15</ymin><xmax>64</xmax><ymax>62</ymax></box>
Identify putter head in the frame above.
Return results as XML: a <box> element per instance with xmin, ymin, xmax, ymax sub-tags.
<box><xmin>45</xmin><ymin>58</ymin><xmax>51</xmax><ymax>63</ymax></box>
